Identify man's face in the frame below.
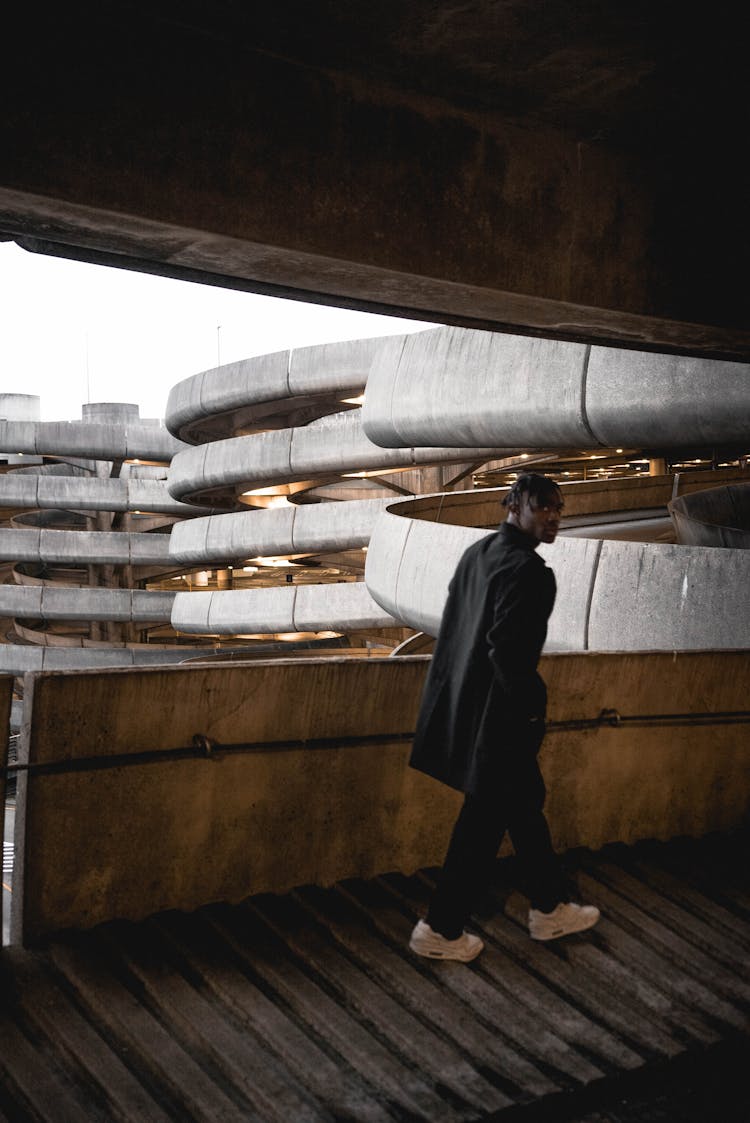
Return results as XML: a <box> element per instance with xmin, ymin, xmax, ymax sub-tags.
<box><xmin>510</xmin><ymin>492</ymin><xmax>564</xmax><ymax>544</ymax></box>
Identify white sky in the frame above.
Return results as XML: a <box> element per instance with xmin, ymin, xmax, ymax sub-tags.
<box><xmin>0</xmin><ymin>242</ymin><xmax>437</xmax><ymax>422</ymax></box>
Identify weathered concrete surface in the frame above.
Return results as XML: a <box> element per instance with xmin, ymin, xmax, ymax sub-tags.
<box><xmin>362</xmin><ymin>326</ymin><xmax>750</xmax><ymax>448</ymax></box>
<box><xmin>2</xmin><ymin>5</ymin><xmax>748</xmax><ymax>357</ymax></box>
<box><xmin>365</xmin><ymin>505</ymin><xmax>750</xmax><ymax>649</ymax></box>
<box><xmin>0</xmin><ymin>472</ymin><xmax>210</xmax><ymax>516</ymax></box>
<box><xmin>376</xmin><ymin>468</ymin><xmax>750</xmax><ymax>530</ymax></box>
<box><xmin>169</xmin><ymin>497</ymin><xmax>390</xmax><ymax>564</ymax></box>
<box><xmin>0</xmin><ymin>646</ymin><xmax>214</xmax><ymax>675</ymax></box>
<box><xmin>166</xmin><ymin>335</ymin><xmax>399</xmax><ymax>442</ymax></box>
<box><xmin>167</xmin><ymin>408</ymin><xmax>506</xmax><ymax>506</ymax></box>
<box><xmin>0</xmin><ymin>419</ymin><xmax>184</xmax><ymax>462</ymax></box>
<box><xmin>0</xmin><ymin>528</ymin><xmax>171</xmax><ymax>566</ymax></box>
<box><xmin>0</xmin><ymin>674</ymin><xmax>12</xmax><ymax>817</ymax></box>
<box><xmin>0</xmin><ymin>586</ymin><xmax>174</xmax><ymax>623</ymax></box>
<box><xmin>11</xmin><ymin>651</ymin><xmax>749</xmax><ymax>941</ymax></box>
<box><xmin>669</xmin><ymin>481</ymin><xmax>750</xmax><ymax>549</ymax></box>
<box><xmin>171</xmin><ymin>580</ymin><xmax>395</xmax><ymax>636</ymax></box>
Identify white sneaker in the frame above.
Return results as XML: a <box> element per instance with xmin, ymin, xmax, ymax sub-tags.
<box><xmin>409</xmin><ymin>919</ymin><xmax>484</xmax><ymax>961</ymax></box>
<box><xmin>528</xmin><ymin>901</ymin><xmax>600</xmax><ymax>941</ymax></box>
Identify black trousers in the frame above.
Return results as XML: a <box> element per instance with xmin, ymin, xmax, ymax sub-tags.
<box><xmin>426</xmin><ymin>726</ymin><xmax>569</xmax><ymax>939</ymax></box>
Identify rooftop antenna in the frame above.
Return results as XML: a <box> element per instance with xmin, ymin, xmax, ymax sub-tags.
<box><xmin>85</xmin><ymin>332</ymin><xmax>91</xmax><ymax>403</ymax></box>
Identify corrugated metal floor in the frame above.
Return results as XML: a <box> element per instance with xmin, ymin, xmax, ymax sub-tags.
<box><xmin>0</xmin><ymin>832</ymin><xmax>748</xmax><ymax>1122</ymax></box>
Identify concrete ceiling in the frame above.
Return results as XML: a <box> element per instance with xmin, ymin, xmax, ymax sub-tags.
<box><xmin>1</xmin><ymin>1</ymin><xmax>747</xmax><ymax>357</ymax></box>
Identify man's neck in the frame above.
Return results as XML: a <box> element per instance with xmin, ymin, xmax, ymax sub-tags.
<box><xmin>503</xmin><ymin>517</ymin><xmax>539</xmax><ymax>549</ymax></box>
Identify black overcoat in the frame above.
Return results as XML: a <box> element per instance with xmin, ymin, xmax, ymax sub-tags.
<box><xmin>409</xmin><ymin>521</ymin><xmax>556</xmax><ymax>796</ymax></box>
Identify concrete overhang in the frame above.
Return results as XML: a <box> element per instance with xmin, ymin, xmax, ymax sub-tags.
<box><xmin>1</xmin><ymin>2</ymin><xmax>748</xmax><ymax>359</ymax></box>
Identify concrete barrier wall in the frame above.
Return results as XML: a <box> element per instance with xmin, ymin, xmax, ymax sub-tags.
<box><xmin>0</xmin><ymin>473</ymin><xmax>207</xmax><ymax>516</ymax></box>
<box><xmin>0</xmin><ymin>419</ymin><xmax>184</xmax><ymax>461</ymax></box>
<box><xmin>167</xmin><ymin>408</ymin><xmax>506</xmax><ymax>505</ymax></box>
<box><xmin>169</xmin><ymin>497</ymin><xmax>391</xmax><ymax>565</ymax></box>
<box><xmin>0</xmin><ymin>586</ymin><xmax>175</xmax><ymax>623</ymax></box>
<box><xmin>166</xmin><ymin>336</ymin><xmax>395</xmax><ymax>441</ymax></box>
<box><xmin>0</xmin><ymin>528</ymin><xmax>171</xmax><ymax>566</ymax></box>
<box><xmin>12</xmin><ymin>651</ymin><xmax>750</xmax><ymax>943</ymax></box>
<box><xmin>171</xmin><ymin>580</ymin><xmax>396</xmax><ymax>635</ymax></box>
<box><xmin>0</xmin><ymin>675</ymin><xmax>12</xmax><ymax>827</ymax></box>
<box><xmin>361</xmin><ymin>326</ymin><xmax>750</xmax><ymax>449</ymax></box>
<box><xmin>669</xmin><ymin>481</ymin><xmax>750</xmax><ymax>549</ymax></box>
<box><xmin>365</xmin><ymin>509</ymin><xmax>750</xmax><ymax>650</ymax></box>
<box><xmin>0</xmin><ymin>646</ymin><xmax>214</xmax><ymax>675</ymax></box>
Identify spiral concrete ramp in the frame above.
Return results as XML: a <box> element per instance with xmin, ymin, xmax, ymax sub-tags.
<box><xmin>669</xmin><ymin>481</ymin><xmax>750</xmax><ymax>549</ymax></box>
<box><xmin>165</xmin><ymin>333</ymin><xmax>510</xmax><ymax>643</ymax></box>
<box><xmin>164</xmin><ymin>325</ymin><xmax>750</xmax><ymax>653</ymax></box>
<box><xmin>0</xmin><ymin>399</ymin><xmax>214</xmax><ymax>675</ymax></box>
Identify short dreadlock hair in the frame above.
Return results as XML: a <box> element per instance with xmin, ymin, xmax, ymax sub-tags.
<box><xmin>501</xmin><ymin>472</ymin><xmax>562</xmax><ymax>509</ymax></box>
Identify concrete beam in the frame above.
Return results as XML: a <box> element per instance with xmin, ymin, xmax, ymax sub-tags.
<box><xmin>2</xmin><ymin>7</ymin><xmax>747</xmax><ymax>357</ymax></box>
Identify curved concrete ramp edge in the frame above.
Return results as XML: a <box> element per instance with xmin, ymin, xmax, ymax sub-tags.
<box><xmin>362</xmin><ymin>325</ymin><xmax>750</xmax><ymax>449</ymax></box>
<box><xmin>13</xmin><ymin>651</ymin><xmax>750</xmax><ymax>939</ymax></box>
<box><xmin>364</xmin><ymin>505</ymin><xmax>750</xmax><ymax>651</ymax></box>
<box><xmin>669</xmin><ymin>481</ymin><xmax>750</xmax><ymax>549</ymax></box>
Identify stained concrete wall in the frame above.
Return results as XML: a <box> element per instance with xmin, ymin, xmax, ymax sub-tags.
<box><xmin>11</xmin><ymin>651</ymin><xmax>749</xmax><ymax>943</ymax></box>
<box><xmin>361</xmin><ymin>327</ymin><xmax>750</xmax><ymax>449</ymax></box>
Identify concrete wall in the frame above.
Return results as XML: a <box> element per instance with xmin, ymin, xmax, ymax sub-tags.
<box><xmin>171</xmin><ymin>581</ymin><xmax>396</xmax><ymax>636</ymax></box>
<box><xmin>0</xmin><ymin>473</ymin><xmax>208</xmax><ymax>516</ymax></box>
<box><xmin>169</xmin><ymin>497</ymin><xmax>390</xmax><ymax>565</ymax></box>
<box><xmin>166</xmin><ymin>335</ymin><xmax>396</xmax><ymax>442</ymax></box>
<box><xmin>362</xmin><ymin>327</ymin><xmax>750</xmax><ymax>449</ymax></box>
<box><xmin>669</xmin><ymin>482</ymin><xmax>750</xmax><ymax>549</ymax></box>
<box><xmin>365</xmin><ymin>506</ymin><xmax>750</xmax><ymax>650</ymax></box>
<box><xmin>0</xmin><ymin>675</ymin><xmax>12</xmax><ymax>825</ymax></box>
<box><xmin>12</xmin><ymin>651</ymin><xmax>749</xmax><ymax>943</ymax></box>
<box><xmin>0</xmin><ymin>419</ymin><xmax>184</xmax><ymax>462</ymax></box>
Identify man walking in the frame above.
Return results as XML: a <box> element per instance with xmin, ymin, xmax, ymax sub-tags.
<box><xmin>409</xmin><ymin>472</ymin><xmax>600</xmax><ymax>961</ymax></box>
